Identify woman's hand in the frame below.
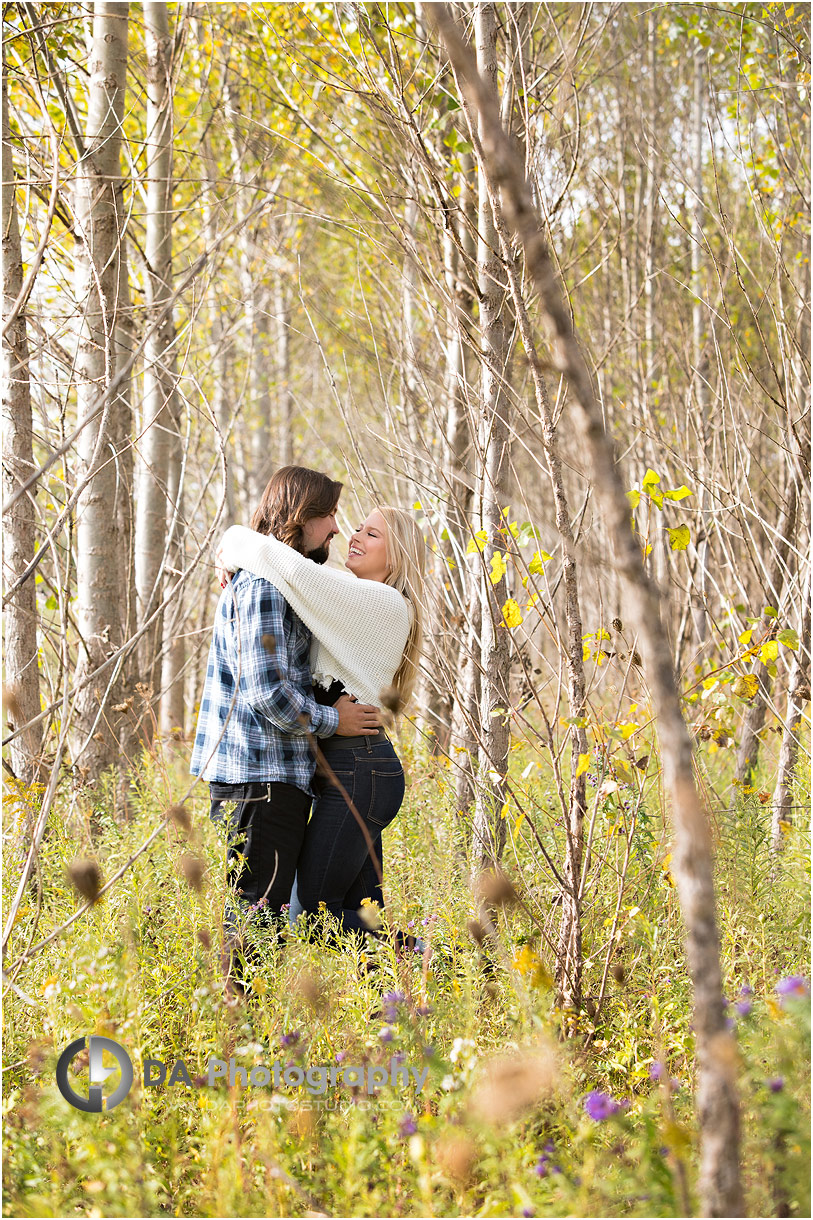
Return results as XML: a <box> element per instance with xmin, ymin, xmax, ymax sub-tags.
<box><xmin>215</xmin><ymin>546</ymin><xmax>235</xmax><ymax>589</ymax></box>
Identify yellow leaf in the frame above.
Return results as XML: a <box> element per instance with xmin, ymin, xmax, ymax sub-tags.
<box><xmin>575</xmin><ymin>753</ymin><xmax>590</xmax><ymax>777</ymax></box>
<box><xmin>732</xmin><ymin>674</ymin><xmax>759</xmax><ymax>699</ymax></box>
<box><xmin>502</xmin><ymin>598</ymin><xmax>523</xmax><ymax>628</ymax></box>
<box><xmin>529</xmin><ymin>549</ymin><xmax>552</xmax><ymax>575</ymax></box>
<box><xmin>500</xmin><ymin>801</ymin><xmax>511</xmax><ymax>820</ymax></box>
<box><xmin>667</xmin><ymin>524</ymin><xmax>691</xmax><ymax>551</ymax></box>
<box><xmin>490</xmin><ymin>552</ymin><xmax>507</xmax><ymax>585</ymax></box>
<box><xmin>513</xmin><ymin>810</ymin><xmax>525</xmax><ymax>835</ymax></box>
<box><xmin>759</xmin><ymin>640</ymin><xmax>779</xmax><ymax>664</ymax></box>
<box><xmin>738</xmin><ymin>629</ymin><xmax>753</xmax><ymax>646</ymax></box>
<box><xmin>466</xmin><ymin>529</ymin><xmax>488</xmax><ymax>553</ymax></box>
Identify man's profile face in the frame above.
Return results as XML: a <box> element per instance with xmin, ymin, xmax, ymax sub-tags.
<box><xmin>302</xmin><ymin>510</ymin><xmax>339</xmax><ymax>564</ymax></box>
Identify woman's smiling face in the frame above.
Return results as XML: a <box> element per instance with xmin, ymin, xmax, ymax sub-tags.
<box><xmin>345</xmin><ymin>510</ymin><xmax>390</xmax><ymax>582</ymax></box>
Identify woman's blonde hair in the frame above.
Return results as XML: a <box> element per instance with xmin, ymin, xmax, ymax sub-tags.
<box><xmin>377</xmin><ymin>505</ymin><xmax>426</xmax><ymax>710</ymax></box>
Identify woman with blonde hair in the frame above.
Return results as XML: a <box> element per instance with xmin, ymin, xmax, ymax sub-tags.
<box><xmin>217</xmin><ymin>504</ymin><xmax>425</xmax><ymax>935</ymax></box>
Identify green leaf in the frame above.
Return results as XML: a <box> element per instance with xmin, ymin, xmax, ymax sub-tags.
<box><xmin>667</xmin><ymin>524</ymin><xmax>691</xmax><ymax>551</ymax></box>
<box><xmin>763</xmin><ymin>605</ymin><xmax>778</xmax><ymax>620</ymax></box>
<box><xmin>777</xmin><ymin>628</ymin><xmax>799</xmax><ymax>651</ymax></box>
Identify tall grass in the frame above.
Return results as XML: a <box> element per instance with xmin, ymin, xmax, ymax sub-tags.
<box><xmin>3</xmin><ymin>732</ymin><xmax>810</xmax><ymax>1218</ymax></box>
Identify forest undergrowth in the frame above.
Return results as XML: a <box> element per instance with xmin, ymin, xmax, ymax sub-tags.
<box><xmin>3</xmin><ymin>725</ymin><xmax>810</xmax><ymax>1219</ymax></box>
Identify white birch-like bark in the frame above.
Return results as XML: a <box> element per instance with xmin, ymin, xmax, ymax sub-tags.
<box><xmin>771</xmin><ymin>598</ymin><xmax>811</xmax><ymax>848</ymax></box>
<box><xmin>472</xmin><ymin>1</ymin><xmax>512</xmax><ymax>865</ymax></box>
<box><xmin>72</xmin><ymin>1</ymin><xmax>131</xmax><ymax>782</ymax></box>
<box><xmin>689</xmin><ymin>46</ymin><xmax>711</xmax><ymax>649</ymax></box>
<box><xmin>134</xmin><ymin>1</ymin><xmax>177</xmax><ymax>712</ymax></box>
<box><xmin>430</xmin><ymin>9</ymin><xmax>744</xmax><ymax>1212</ymax></box>
<box><xmin>2</xmin><ymin>65</ymin><xmax>41</xmax><ymax>782</ymax></box>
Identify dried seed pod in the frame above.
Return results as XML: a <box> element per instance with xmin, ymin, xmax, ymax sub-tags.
<box><xmin>612</xmin><ymin>618</ymin><xmax>623</xmax><ymax>631</ymax></box>
<box><xmin>469</xmin><ymin>1044</ymin><xmax>558</xmax><ymax>1124</ymax></box>
<box><xmin>180</xmin><ymin>854</ymin><xmax>205</xmax><ymax>891</ymax></box>
<box><xmin>467</xmin><ymin>918</ymin><xmax>486</xmax><ymax>946</ymax></box>
<box><xmin>167</xmin><ymin>803</ymin><xmax>191</xmax><ymax>832</ymax></box>
<box><xmin>435</xmin><ymin>1132</ymin><xmax>477</xmax><ymax>1182</ymax></box>
<box><xmin>379</xmin><ymin>685</ymin><xmax>403</xmax><ymax>715</ymax></box>
<box><xmin>475</xmin><ymin>868</ymin><xmax>518</xmax><ymax>908</ymax></box>
<box><xmin>67</xmin><ymin>857</ymin><xmax>103</xmax><ymax>903</ymax></box>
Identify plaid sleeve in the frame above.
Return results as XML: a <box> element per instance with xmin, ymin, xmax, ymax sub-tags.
<box><xmin>228</xmin><ymin>577</ymin><xmax>338</xmax><ymax>738</ymax></box>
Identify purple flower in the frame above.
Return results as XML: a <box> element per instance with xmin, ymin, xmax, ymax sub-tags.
<box><xmin>280</xmin><ymin>1030</ymin><xmax>300</xmax><ymax>1048</ymax></box>
<box><xmin>379</xmin><ymin>1027</ymin><xmax>394</xmax><ymax>1043</ymax></box>
<box><xmin>739</xmin><ymin>984</ymin><xmax>753</xmax><ymax>998</ymax></box>
<box><xmin>534</xmin><ymin>1155</ymin><xmax>551</xmax><ymax>1177</ymax></box>
<box><xmin>543</xmin><ymin>1140</ymin><xmax>555</xmax><ymax>1154</ymax></box>
<box><xmin>776</xmin><ymin>975</ymin><xmax>809</xmax><ymax>1001</ymax></box>
<box><xmin>768</xmin><ymin>1077</ymin><xmax>784</xmax><ymax>1093</ymax></box>
<box><xmin>417</xmin><ymin>1004</ymin><xmax>432</xmax><ymax>1017</ymax></box>
<box><xmin>523</xmin><ymin>1210</ymin><xmax>535</xmax><ymax>1218</ymax></box>
<box><xmin>584</xmin><ymin>1090</ymin><xmax>622</xmax><ymax>1121</ymax></box>
<box><xmin>335</xmin><ymin>1051</ymin><xmax>346</xmax><ymax>1063</ymax></box>
<box><xmin>649</xmin><ymin>1061</ymin><xmax>664</xmax><ymax>1081</ymax></box>
<box><xmin>399</xmin><ymin>1114</ymin><xmax>418</xmax><ymax>1137</ymax></box>
<box><xmin>735</xmin><ymin>1000</ymin><xmax>752</xmax><ymax>1017</ymax></box>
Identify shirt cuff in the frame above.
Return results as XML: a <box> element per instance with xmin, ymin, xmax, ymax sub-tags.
<box><xmin>311</xmin><ymin>702</ymin><xmax>339</xmax><ymax>738</ymax></box>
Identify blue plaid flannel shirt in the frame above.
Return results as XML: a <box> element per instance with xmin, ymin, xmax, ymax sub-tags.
<box><xmin>190</xmin><ymin>569</ymin><xmax>339</xmax><ymax>792</ymax></box>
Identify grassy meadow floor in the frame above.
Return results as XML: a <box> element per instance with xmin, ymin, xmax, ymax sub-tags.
<box><xmin>3</xmin><ymin>728</ymin><xmax>810</xmax><ymax>1217</ymax></box>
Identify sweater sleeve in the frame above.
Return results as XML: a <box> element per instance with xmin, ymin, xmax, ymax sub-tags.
<box><xmin>218</xmin><ymin>525</ymin><xmax>410</xmax><ymax>700</ymax></box>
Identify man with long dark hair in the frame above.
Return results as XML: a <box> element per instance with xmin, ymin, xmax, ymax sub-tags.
<box><xmin>191</xmin><ymin>466</ymin><xmax>381</xmax><ymax>989</ymax></box>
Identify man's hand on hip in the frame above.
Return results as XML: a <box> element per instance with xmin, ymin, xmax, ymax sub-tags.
<box><xmin>334</xmin><ymin>694</ymin><xmax>382</xmax><ymax>736</ymax></box>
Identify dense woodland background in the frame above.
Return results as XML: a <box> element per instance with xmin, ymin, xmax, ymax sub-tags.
<box><xmin>2</xmin><ymin>3</ymin><xmax>810</xmax><ymax>1217</ymax></box>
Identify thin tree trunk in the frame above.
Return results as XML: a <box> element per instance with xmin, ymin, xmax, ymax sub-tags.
<box><xmin>274</xmin><ymin>264</ymin><xmax>295</xmax><ymax>466</ymax></box>
<box><xmin>430</xmin><ymin>9</ymin><xmax>744</xmax><ymax>1212</ymax></box>
<box><xmin>72</xmin><ymin>1</ymin><xmax>131</xmax><ymax>784</ymax></box>
<box><xmin>472</xmin><ymin>1</ymin><xmax>512</xmax><ymax>867</ymax></box>
<box><xmin>690</xmin><ymin>45</ymin><xmax>711</xmax><ymax>649</ymax></box>
<box><xmin>134</xmin><ymin>0</ymin><xmax>176</xmax><ymax>722</ymax></box>
<box><xmin>771</xmin><ymin>598</ymin><xmax>811</xmax><ymax>849</ymax></box>
<box><xmin>2</xmin><ymin>64</ymin><xmax>41</xmax><ymax>782</ymax></box>
<box><xmin>736</xmin><ymin>478</ymin><xmax>799</xmax><ymax>786</ymax></box>
<box><xmin>159</xmin><ymin>394</ymin><xmax>185</xmax><ymax>740</ymax></box>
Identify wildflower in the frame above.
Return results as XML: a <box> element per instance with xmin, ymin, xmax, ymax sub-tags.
<box><xmin>280</xmin><ymin>1031</ymin><xmax>300</xmax><ymax>1048</ymax></box>
<box><xmin>382</xmin><ymin>990</ymin><xmax>406</xmax><ymax>1022</ymax></box>
<box><xmin>648</xmin><ymin>1061</ymin><xmax>664</xmax><ymax>1081</ymax></box>
<box><xmin>739</xmin><ymin>984</ymin><xmax>753</xmax><ymax>998</ymax></box>
<box><xmin>584</xmin><ymin>1090</ymin><xmax>622</xmax><ymax>1120</ymax></box>
<box><xmin>379</xmin><ymin>1027</ymin><xmax>394</xmax><ymax>1043</ymax></box>
<box><xmin>335</xmin><ymin>1051</ymin><xmax>346</xmax><ymax>1063</ymax></box>
<box><xmin>735</xmin><ymin>1000</ymin><xmax>752</xmax><ymax>1017</ymax></box>
<box><xmin>399</xmin><ymin>1114</ymin><xmax>417</xmax><ymax>1137</ymax></box>
<box><xmin>523</xmin><ymin>1210</ymin><xmax>535</xmax><ymax>1218</ymax></box>
<box><xmin>417</xmin><ymin>1004</ymin><xmax>432</xmax><ymax>1017</ymax></box>
<box><xmin>768</xmin><ymin>1077</ymin><xmax>784</xmax><ymax>1093</ymax></box>
<box><xmin>407</xmin><ymin>920</ymin><xmax>415</xmax><ymax>929</ymax></box>
<box><xmin>534</xmin><ymin>1154</ymin><xmax>551</xmax><ymax>1177</ymax></box>
<box><xmin>776</xmin><ymin>975</ymin><xmax>809</xmax><ymax>1002</ymax></box>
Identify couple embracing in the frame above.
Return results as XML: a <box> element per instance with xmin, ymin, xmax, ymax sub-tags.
<box><xmin>190</xmin><ymin>465</ymin><xmax>426</xmax><ymax>985</ymax></box>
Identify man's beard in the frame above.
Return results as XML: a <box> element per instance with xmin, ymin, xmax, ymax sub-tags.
<box><xmin>306</xmin><ymin>543</ymin><xmax>331</xmax><ymax>565</ymax></box>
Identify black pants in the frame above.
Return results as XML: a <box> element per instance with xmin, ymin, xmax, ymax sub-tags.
<box><xmin>209</xmin><ymin>780</ymin><xmax>311</xmax><ymax>937</ymax></box>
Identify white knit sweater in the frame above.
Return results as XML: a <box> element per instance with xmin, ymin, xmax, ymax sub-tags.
<box><xmin>218</xmin><ymin>525</ymin><xmax>411</xmax><ymax>708</ymax></box>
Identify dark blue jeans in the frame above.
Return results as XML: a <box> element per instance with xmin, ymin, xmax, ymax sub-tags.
<box><xmin>209</xmin><ymin>780</ymin><xmax>311</xmax><ymax>937</ymax></box>
<box><xmin>289</xmin><ymin>740</ymin><xmax>405</xmax><ymax>934</ymax></box>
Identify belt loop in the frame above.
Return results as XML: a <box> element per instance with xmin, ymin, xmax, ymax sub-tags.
<box><xmin>366</xmin><ymin>735</ymin><xmax>373</xmax><ymax>754</ymax></box>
